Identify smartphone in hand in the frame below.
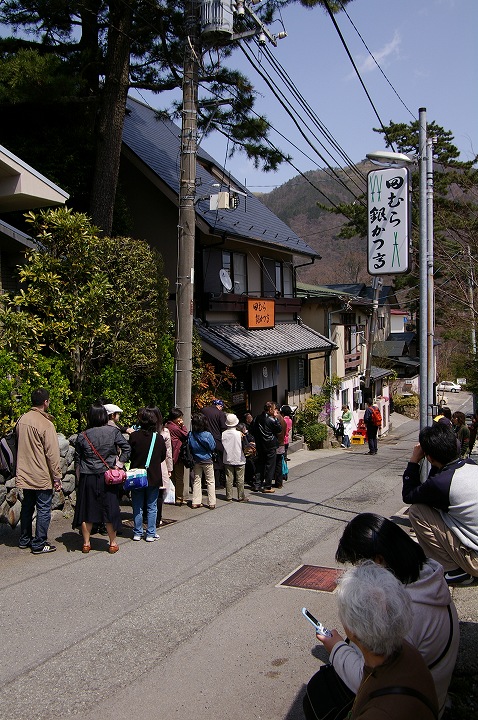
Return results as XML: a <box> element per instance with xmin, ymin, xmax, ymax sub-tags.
<box><xmin>302</xmin><ymin>607</ymin><xmax>333</xmax><ymax>637</ymax></box>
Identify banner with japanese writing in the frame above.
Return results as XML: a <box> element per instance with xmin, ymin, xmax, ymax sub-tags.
<box><xmin>247</xmin><ymin>298</ymin><xmax>275</xmax><ymax>329</ymax></box>
<box><xmin>367</xmin><ymin>167</ymin><xmax>411</xmax><ymax>275</ymax></box>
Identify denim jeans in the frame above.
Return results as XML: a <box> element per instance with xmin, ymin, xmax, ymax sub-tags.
<box><xmin>131</xmin><ymin>486</ymin><xmax>159</xmax><ymax>537</ymax></box>
<box><xmin>342</xmin><ymin>434</ymin><xmax>351</xmax><ymax>448</ymax></box>
<box><xmin>20</xmin><ymin>489</ymin><xmax>53</xmax><ymax>551</ymax></box>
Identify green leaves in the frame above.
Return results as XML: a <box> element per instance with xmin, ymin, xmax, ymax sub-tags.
<box><xmin>0</xmin><ymin>208</ymin><xmax>173</xmax><ymax>425</ymax></box>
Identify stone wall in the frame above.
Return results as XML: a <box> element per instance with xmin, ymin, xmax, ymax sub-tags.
<box><xmin>0</xmin><ymin>434</ymin><xmax>77</xmax><ymax>527</ymax></box>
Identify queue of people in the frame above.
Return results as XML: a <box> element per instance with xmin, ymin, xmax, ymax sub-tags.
<box><xmin>12</xmin><ymin>387</ymin><xmax>476</xmax><ymax>718</ymax></box>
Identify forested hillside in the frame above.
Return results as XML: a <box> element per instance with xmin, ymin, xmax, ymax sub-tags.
<box><xmin>257</xmin><ymin>163</ymin><xmax>371</xmax><ymax>285</ymax></box>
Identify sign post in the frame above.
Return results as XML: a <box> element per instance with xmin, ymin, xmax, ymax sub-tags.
<box><xmin>367</xmin><ymin>166</ymin><xmax>411</xmax><ymax>276</ymax></box>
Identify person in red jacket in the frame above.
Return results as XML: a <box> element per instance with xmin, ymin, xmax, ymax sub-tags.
<box><xmin>164</xmin><ymin>407</ymin><xmax>188</xmax><ymax>506</ymax></box>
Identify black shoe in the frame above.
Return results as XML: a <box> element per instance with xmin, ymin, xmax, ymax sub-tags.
<box><xmin>19</xmin><ymin>543</ymin><xmax>31</xmax><ymax>549</ymax></box>
<box><xmin>444</xmin><ymin>568</ymin><xmax>474</xmax><ymax>585</ymax></box>
<box><xmin>31</xmin><ymin>543</ymin><xmax>57</xmax><ymax>555</ymax></box>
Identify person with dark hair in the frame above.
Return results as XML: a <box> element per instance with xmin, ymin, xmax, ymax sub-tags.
<box><xmin>148</xmin><ymin>406</ymin><xmax>173</xmax><ymax>526</ymax></box>
<box><xmin>403</xmin><ymin>423</ymin><xmax>478</xmax><ymax>586</ymax></box>
<box><xmin>189</xmin><ymin>413</ymin><xmax>217</xmax><ymax>509</ymax></box>
<box><xmin>363</xmin><ymin>400</ymin><xmax>380</xmax><ymax>455</ymax></box>
<box><xmin>452</xmin><ymin>411</ymin><xmax>470</xmax><ymax>457</ymax></box>
<box><xmin>331</xmin><ymin>513</ymin><xmax>459</xmax><ymax>716</ymax></box>
<box><xmin>469</xmin><ymin>412</ymin><xmax>478</xmax><ymax>456</ymax></box>
<box><xmin>16</xmin><ymin>388</ymin><xmax>62</xmax><ymax>554</ymax></box>
<box><xmin>434</xmin><ymin>406</ymin><xmax>452</xmax><ymax>426</ymax></box>
<box><xmin>252</xmin><ymin>402</ymin><xmax>282</xmax><ymax>493</ymax></box>
<box><xmin>201</xmin><ymin>398</ymin><xmax>227</xmax><ymax>487</ymax></box>
<box><xmin>73</xmin><ymin>402</ymin><xmax>130</xmax><ymax>554</ymax></box>
<box><xmin>340</xmin><ymin>404</ymin><xmax>353</xmax><ymax>449</ymax></box>
<box><xmin>128</xmin><ymin>407</ymin><xmax>166</xmax><ymax>541</ymax></box>
<box><xmin>280</xmin><ymin>405</ymin><xmax>293</xmax><ymax>460</ymax></box>
<box><xmin>164</xmin><ymin>407</ymin><xmax>188</xmax><ymax>506</ymax></box>
<box><xmin>314</xmin><ymin>562</ymin><xmax>438</xmax><ymax>720</ymax></box>
<box><xmin>242</xmin><ymin>414</ymin><xmax>258</xmax><ymax>489</ymax></box>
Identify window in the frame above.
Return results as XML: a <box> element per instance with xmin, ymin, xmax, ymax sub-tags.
<box><xmin>203</xmin><ymin>248</ymin><xmax>247</xmax><ymax>294</ymax></box>
<box><xmin>288</xmin><ymin>356</ymin><xmax>308</xmax><ymax>391</ymax></box>
<box><xmin>341</xmin><ymin>389</ymin><xmax>349</xmax><ymax>407</ymax></box>
<box><xmin>262</xmin><ymin>258</ymin><xmax>294</xmax><ymax>298</ymax></box>
<box><xmin>378</xmin><ymin>315</ymin><xmax>385</xmax><ymax>330</ymax></box>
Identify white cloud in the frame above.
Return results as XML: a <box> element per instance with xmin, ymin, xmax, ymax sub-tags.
<box><xmin>355</xmin><ymin>30</ymin><xmax>401</xmax><ymax>74</ymax></box>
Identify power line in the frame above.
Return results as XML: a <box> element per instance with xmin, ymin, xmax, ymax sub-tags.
<box><xmin>338</xmin><ymin>0</ymin><xmax>417</xmax><ymax>121</ymax></box>
<box><xmin>323</xmin><ymin>0</ymin><xmax>397</xmax><ymax>152</ymax></box>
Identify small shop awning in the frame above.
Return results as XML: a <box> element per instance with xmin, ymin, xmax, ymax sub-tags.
<box><xmin>196</xmin><ymin>321</ymin><xmax>336</xmax><ymax>366</ymax></box>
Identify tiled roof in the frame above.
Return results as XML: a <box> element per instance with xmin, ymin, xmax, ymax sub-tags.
<box><xmin>370</xmin><ymin>366</ymin><xmax>396</xmax><ymax>380</ymax></box>
<box><xmin>195</xmin><ymin>321</ymin><xmax>336</xmax><ymax>365</ymax></box>
<box><xmin>387</xmin><ymin>332</ymin><xmax>415</xmax><ymax>344</ymax></box>
<box><xmin>122</xmin><ymin>97</ymin><xmax>319</xmax><ymax>258</ymax></box>
<box><xmin>374</xmin><ymin>340</ymin><xmax>408</xmax><ymax>357</ymax></box>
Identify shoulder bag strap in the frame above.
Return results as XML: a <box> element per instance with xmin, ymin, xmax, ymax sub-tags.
<box><xmin>82</xmin><ymin>431</ymin><xmax>109</xmax><ymax>469</ymax></box>
<box><xmin>428</xmin><ymin>604</ymin><xmax>454</xmax><ymax>670</ymax></box>
<box><xmin>145</xmin><ymin>432</ymin><xmax>157</xmax><ymax>469</ymax></box>
<box><xmin>368</xmin><ymin>686</ymin><xmax>438</xmax><ymax>719</ymax></box>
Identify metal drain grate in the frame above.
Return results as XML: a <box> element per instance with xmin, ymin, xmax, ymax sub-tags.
<box><xmin>279</xmin><ymin>564</ymin><xmax>343</xmax><ymax>592</ymax></box>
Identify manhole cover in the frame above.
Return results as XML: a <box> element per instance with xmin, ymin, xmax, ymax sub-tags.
<box><xmin>279</xmin><ymin>564</ymin><xmax>343</xmax><ymax>593</ymax></box>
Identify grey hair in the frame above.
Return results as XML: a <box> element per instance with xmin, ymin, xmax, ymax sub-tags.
<box><xmin>337</xmin><ymin>560</ymin><xmax>412</xmax><ymax>657</ymax></box>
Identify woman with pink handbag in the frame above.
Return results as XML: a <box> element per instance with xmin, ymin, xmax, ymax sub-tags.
<box><xmin>73</xmin><ymin>403</ymin><xmax>130</xmax><ymax>554</ymax></box>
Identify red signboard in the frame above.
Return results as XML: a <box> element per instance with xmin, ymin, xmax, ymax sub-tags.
<box><xmin>247</xmin><ymin>298</ymin><xmax>275</xmax><ymax>329</ymax></box>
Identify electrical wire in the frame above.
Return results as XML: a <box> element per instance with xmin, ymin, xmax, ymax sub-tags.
<box><xmin>239</xmin><ymin>41</ymin><xmax>364</xmax><ymax>202</ymax></box>
<box><xmin>337</xmin><ymin>0</ymin><xmax>416</xmax><ymax>121</ymax></box>
<box><xmin>323</xmin><ymin>0</ymin><xmax>397</xmax><ymax>152</ymax></box>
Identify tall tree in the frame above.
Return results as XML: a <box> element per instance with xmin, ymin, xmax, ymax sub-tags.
<box><xmin>0</xmin><ymin>0</ymin><xmax>354</xmax><ymax>233</ymax></box>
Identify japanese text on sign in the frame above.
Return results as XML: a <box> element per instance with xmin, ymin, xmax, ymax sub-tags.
<box><xmin>367</xmin><ymin>167</ymin><xmax>410</xmax><ymax>276</ymax></box>
<box><xmin>247</xmin><ymin>298</ymin><xmax>275</xmax><ymax>329</ymax></box>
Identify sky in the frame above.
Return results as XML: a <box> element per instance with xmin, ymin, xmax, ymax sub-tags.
<box><xmin>162</xmin><ymin>0</ymin><xmax>478</xmax><ymax>193</ymax></box>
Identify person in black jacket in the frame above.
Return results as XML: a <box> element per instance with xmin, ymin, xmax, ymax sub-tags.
<box><xmin>252</xmin><ymin>402</ymin><xmax>282</xmax><ymax>493</ymax></box>
<box><xmin>129</xmin><ymin>407</ymin><xmax>166</xmax><ymax>542</ymax></box>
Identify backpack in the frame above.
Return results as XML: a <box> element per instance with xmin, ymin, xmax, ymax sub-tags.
<box><xmin>0</xmin><ymin>427</ymin><xmax>18</xmax><ymax>479</ymax></box>
<box><xmin>371</xmin><ymin>406</ymin><xmax>382</xmax><ymax>427</ymax></box>
<box><xmin>178</xmin><ymin>435</ymin><xmax>194</xmax><ymax>469</ymax></box>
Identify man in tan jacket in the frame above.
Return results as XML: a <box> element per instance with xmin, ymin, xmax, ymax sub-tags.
<box><xmin>16</xmin><ymin>388</ymin><xmax>62</xmax><ymax>554</ymax></box>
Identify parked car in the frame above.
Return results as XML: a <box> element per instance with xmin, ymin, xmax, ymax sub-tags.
<box><xmin>436</xmin><ymin>381</ymin><xmax>462</xmax><ymax>393</ymax></box>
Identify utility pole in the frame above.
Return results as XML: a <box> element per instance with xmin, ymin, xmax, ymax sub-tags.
<box><xmin>175</xmin><ymin>0</ymin><xmax>199</xmax><ymax>429</ymax></box>
<box><xmin>174</xmin><ymin>0</ymin><xmax>286</xmax><ymax>426</ymax></box>
<box><xmin>418</xmin><ymin>108</ymin><xmax>428</xmax><ymax>430</ymax></box>
<box><xmin>426</xmin><ymin>135</ymin><xmax>436</xmax><ymax>419</ymax></box>
<box><xmin>364</xmin><ymin>276</ymin><xmax>382</xmax><ymax>393</ymax></box>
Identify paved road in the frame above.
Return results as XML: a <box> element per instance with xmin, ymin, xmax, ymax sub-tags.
<box><xmin>0</xmin><ymin>412</ymin><xmax>475</xmax><ymax>720</ymax></box>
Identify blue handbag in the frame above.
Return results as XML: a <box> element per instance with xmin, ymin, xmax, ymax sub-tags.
<box><xmin>281</xmin><ymin>454</ymin><xmax>289</xmax><ymax>478</ymax></box>
<box><xmin>124</xmin><ymin>433</ymin><xmax>157</xmax><ymax>490</ymax></box>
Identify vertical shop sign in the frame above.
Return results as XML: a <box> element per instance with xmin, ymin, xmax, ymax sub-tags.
<box><xmin>367</xmin><ymin>167</ymin><xmax>411</xmax><ymax>275</ymax></box>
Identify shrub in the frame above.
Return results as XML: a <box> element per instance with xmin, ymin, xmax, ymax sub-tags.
<box><xmin>304</xmin><ymin>422</ymin><xmax>328</xmax><ymax>449</ymax></box>
<box><xmin>392</xmin><ymin>393</ymin><xmax>419</xmax><ymax>412</ymax></box>
<box><xmin>295</xmin><ymin>395</ymin><xmax>328</xmax><ymax>436</ymax></box>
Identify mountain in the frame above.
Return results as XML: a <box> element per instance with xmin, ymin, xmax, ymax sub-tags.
<box><xmin>257</xmin><ymin>162</ymin><xmax>372</xmax><ymax>285</ymax></box>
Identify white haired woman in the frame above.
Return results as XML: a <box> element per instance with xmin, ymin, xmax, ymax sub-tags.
<box><xmin>316</xmin><ymin>562</ymin><xmax>439</xmax><ymax>719</ymax></box>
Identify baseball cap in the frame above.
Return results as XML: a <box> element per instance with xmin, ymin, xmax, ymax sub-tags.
<box><xmin>104</xmin><ymin>403</ymin><xmax>123</xmax><ymax>415</ymax></box>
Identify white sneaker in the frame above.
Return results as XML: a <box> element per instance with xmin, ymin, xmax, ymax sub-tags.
<box><xmin>145</xmin><ymin>534</ymin><xmax>160</xmax><ymax>542</ymax></box>
<box><xmin>132</xmin><ymin>534</ymin><xmax>142</xmax><ymax>541</ymax></box>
